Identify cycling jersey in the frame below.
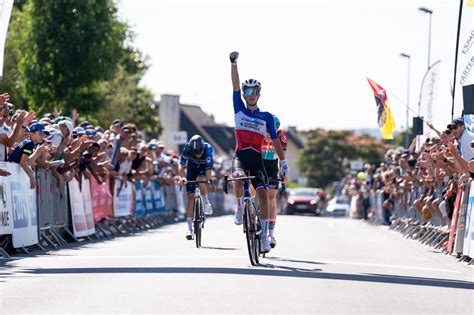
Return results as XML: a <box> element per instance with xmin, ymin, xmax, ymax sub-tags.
<box><xmin>233</xmin><ymin>90</ymin><xmax>277</xmax><ymax>153</ymax></box>
<box><xmin>262</xmin><ymin>129</ymin><xmax>287</xmax><ymax>160</ymax></box>
<box><xmin>179</xmin><ymin>142</ymin><xmax>213</xmax><ymax>169</ymax></box>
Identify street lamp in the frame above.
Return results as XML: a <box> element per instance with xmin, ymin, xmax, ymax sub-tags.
<box><xmin>400</xmin><ymin>53</ymin><xmax>411</xmax><ymax>148</ymax></box>
<box><xmin>418</xmin><ymin>7</ymin><xmax>433</xmax><ymax>69</ymax></box>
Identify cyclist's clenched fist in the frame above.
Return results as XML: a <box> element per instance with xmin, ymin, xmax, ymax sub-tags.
<box><xmin>229</xmin><ymin>51</ymin><xmax>239</xmax><ymax>64</ymax></box>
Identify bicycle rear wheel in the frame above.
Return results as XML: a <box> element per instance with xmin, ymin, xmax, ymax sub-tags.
<box><xmin>194</xmin><ymin>197</ymin><xmax>203</xmax><ymax>248</ymax></box>
<box><xmin>243</xmin><ymin>201</ymin><xmax>257</xmax><ymax>266</ymax></box>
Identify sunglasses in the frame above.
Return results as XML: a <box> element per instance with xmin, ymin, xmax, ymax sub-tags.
<box><xmin>243</xmin><ymin>88</ymin><xmax>259</xmax><ymax>96</ymax></box>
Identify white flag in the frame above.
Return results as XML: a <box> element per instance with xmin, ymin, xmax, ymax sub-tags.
<box><xmin>452</xmin><ymin>0</ymin><xmax>474</xmax><ymax>119</ymax></box>
<box><xmin>0</xmin><ymin>0</ymin><xmax>14</xmax><ymax>80</ymax></box>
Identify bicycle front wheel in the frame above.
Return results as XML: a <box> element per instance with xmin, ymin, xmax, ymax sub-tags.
<box><xmin>194</xmin><ymin>197</ymin><xmax>203</xmax><ymax>248</ymax></box>
<box><xmin>243</xmin><ymin>201</ymin><xmax>257</xmax><ymax>266</ymax></box>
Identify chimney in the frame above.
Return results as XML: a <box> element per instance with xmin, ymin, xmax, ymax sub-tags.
<box><xmin>159</xmin><ymin>94</ymin><xmax>180</xmax><ymax>151</ymax></box>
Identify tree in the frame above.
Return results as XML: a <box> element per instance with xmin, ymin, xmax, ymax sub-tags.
<box><xmin>15</xmin><ymin>0</ymin><xmax>126</xmax><ymax>115</ymax></box>
<box><xmin>0</xmin><ymin>0</ymin><xmax>161</xmax><ymax>136</ymax></box>
<box><xmin>298</xmin><ymin>129</ymin><xmax>388</xmax><ymax>188</ymax></box>
<box><xmin>94</xmin><ymin>65</ymin><xmax>161</xmax><ymax>136</ymax></box>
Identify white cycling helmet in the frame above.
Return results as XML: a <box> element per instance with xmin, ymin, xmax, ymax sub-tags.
<box><xmin>241</xmin><ymin>79</ymin><xmax>261</xmax><ymax>91</ymax></box>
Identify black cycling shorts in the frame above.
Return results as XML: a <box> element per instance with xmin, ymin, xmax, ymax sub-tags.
<box><xmin>232</xmin><ymin>149</ymin><xmax>268</xmax><ymax>190</ymax></box>
<box><xmin>186</xmin><ymin>163</ymin><xmax>207</xmax><ymax>193</ymax></box>
<box><xmin>264</xmin><ymin>159</ymin><xmax>279</xmax><ymax>190</ymax></box>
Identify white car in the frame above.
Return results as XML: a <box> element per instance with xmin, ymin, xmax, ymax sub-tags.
<box><xmin>326</xmin><ymin>197</ymin><xmax>350</xmax><ymax>217</ymax></box>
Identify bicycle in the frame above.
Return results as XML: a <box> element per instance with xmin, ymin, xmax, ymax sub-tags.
<box><xmin>223</xmin><ymin>173</ymin><xmax>262</xmax><ymax>266</ymax></box>
<box><xmin>181</xmin><ymin>179</ymin><xmax>211</xmax><ymax>248</ymax></box>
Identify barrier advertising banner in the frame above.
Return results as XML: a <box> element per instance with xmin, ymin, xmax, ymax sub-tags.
<box><xmin>114</xmin><ymin>179</ymin><xmax>132</xmax><ymax>217</ymax></box>
<box><xmin>464</xmin><ymin>181</ymin><xmax>474</xmax><ymax>257</ymax></box>
<box><xmin>144</xmin><ymin>183</ymin><xmax>154</xmax><ymax>213</ymax></box>
<box><xmin>90</xmin><ymin>177</ymin><xmax>112</xmax><ymax>222</ymax></box>
<box><xmin>134</xmin><ymin>181</ymin><xmax>146</xmax><ymax>217</ymax></box>
<box><xmin>151</xmin><ymin>180</ymin><xmax>165</xmax><ymax>212</ymax></box>
<box><xmin>81</xmin><ymin>178</ymin><xmax>96</xmax><ymax>235</ymax></box>
<box><xmin>0</xmin><ymin>172</ymin><xmax>11</xmax><ymax>235</ymax></box>
<box><xmin>69</xmin><ymin>178</ymin><xmax>88</xmax><ymax>238</ymax></box>
<box><xmin>454</xmin><ymin>183</ymin><xmax>470</xmax><ymax>254</ymax></box>
<box><xmin>6</xmin><ymin>163</ymin><xmax>38</xmax><ymax>248</ymax></box>
<box><xmin>448</xmin><ymin>188</ymin><xmax>463</xmax><ymax>253</ymax></box>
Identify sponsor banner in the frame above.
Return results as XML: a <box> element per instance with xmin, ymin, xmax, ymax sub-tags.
<box><xmin>5</xmin><ymin>163</ymin><xmax>38</xmax><ymax>248</ymax></box>
<box><xmin>419</xmin><ymin>60</ymin><xmax>441</xmax><ymax>134</ymax></box>
<box><xmin>114</xmin><ymin>178</ymin><xmax>132</xmax><ymax>217</ymax></box>
<box><xmin>134</xmin><ymin>181</ymin><xmax>146</xmax><ymax>217</ymax></box>
<box><xmin>455</xmin><ymin>183</ymin><xmax>470</xmax><ymax>254</ymax></box>
<box><xmin>0</xmin><ymin>170</ymin><xmax>11</xmax><ymax>234</ymax></box>
<box><xmin>144</xmin><ymin>183</ymin><xmax>154</xmax><ymax>213</ymax></box>
<box><xmin>464</xmin><ymin>181</ymin><xmax>474</xmax><ymax>257</ymax></box>
<box><xmin>90</xmin><ymin>176</ymin><xmax>112</xmax><ymax>222</ymax></box>
<box><xmin>174</xmin><ymin>184</ymin><xmax>185</xmax><ymax>214</ymax></box>
<box><xmin>0</xmin><ymin>0</ymin><xmax>14</xmax><ymax>79</ymax></box>
<box><xmin>81</xmin><ymin>178</ymin><xmax>95</xmax><ymax>235</ymax></box>
<box><xmin>69</xmin><ymin>178</ymin><xmax>88</xmax><ymax>238</ymax></box>
<box><xmin>448</xmin><ymin>188</ymin><xmax>463</xmax><ymax>253</ymax></box>
<box><xmin>151</xmin><ymin>180</ymin><xmax>165</xmax><ymax>212</ymax></box>
<box><xmin>452</xmin><ymin>0</ymin><xmax>473</xmax><ymax>118</ymax></box>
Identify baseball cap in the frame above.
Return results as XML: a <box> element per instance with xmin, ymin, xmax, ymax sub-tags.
<box><xmin>86</xmin><ymin>129</ymin><xmax>96</xmax><ymax>137</ymax></box>
<box><xmin>157</xmin><ymin>141</ymin><xmax>165</xmax><ymax>148</ymax></box>
<box><xmin>447</xmin><ymin>118</ymin><xmax>464</xmax><ymax>129</ymax></box>
<box><xmin>112</xmin><ymin>119</ymin><xmax>123</xmax><ymax>126</ymax></box>
<box><xmin>73</xmin><ymin>127</ymin><xmax>85</xmax><ymax>135</ymax></box>
<box><xmin>28</xmin><ymin>123</ymin><xmax>49</xmax><ymax>134</ymax></box>
<box><xmin>147</xmin><ymin>143</ymin><xmax>157</xmax><ymax>150</ymax></box>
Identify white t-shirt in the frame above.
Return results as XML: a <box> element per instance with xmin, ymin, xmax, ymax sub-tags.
<box><xmin>119</xmin><ymin>159</ymin><xmax>132</xmax><ymax>175</ymax></box>
<box><xmin>460</xmin><ymin>128</ymin><xmax>474</xmax><ymax>161</ymax></box>
<box><xmin>0</xmin><ymin>123</ymin><xmax>12</xmax><ymax>162</ymax></box>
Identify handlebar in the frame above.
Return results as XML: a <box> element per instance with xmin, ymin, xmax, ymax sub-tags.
<box><xmin>178</xmin><ymin>179</ymin><xmax>213</xmax><ymax>191</ymax></box>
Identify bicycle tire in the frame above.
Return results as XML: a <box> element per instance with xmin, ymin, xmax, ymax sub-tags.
<box><xmin>243</xmin><ymin>200</ymin><xmax>257</xmax><ymax>265</ymax></box>
<box><xmin>194</xmin><ymin>196</ymin><xmax>203</xmax><ymax>248</ymax></box>
<box><xmin>251</xmin><ymin>201</ymin><xmax>260</xmax><ymax>264</ymax></box>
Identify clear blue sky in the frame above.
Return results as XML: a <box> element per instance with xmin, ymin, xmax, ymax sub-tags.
<box><xmin>117</xmin><ymin>0</ymin><xmax>460</xmax><ymax>132</ymax></box>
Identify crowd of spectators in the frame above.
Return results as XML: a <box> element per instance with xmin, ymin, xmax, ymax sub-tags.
<box><xmin>0</xmin><ymin>92</ymin><xmax>186</xmax><ymax>196</ymax></box>
<box><xmin>0</xmin><ymin>92</ymin><xmax>232</xmax><ymax>201</ymax></box>
<box><xmin>338</xmin><ymin>117</ymin><xmax>474</xmax><ymax>229</ymax></box>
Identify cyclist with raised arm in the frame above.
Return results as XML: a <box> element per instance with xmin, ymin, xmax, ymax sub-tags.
<box><xmin>262</xmin><ymin>115</ymin><xmax>287</xmax><ymax>249</ymax></box>
<box><xmin>177</xmin><ymin>135</ymin><xmax>214</xmax><ymax>240</ymax></box>
<box><xmin>229</xmin><ymin>51</ymin><xmax>289</xmax><ymax>253</ymax></box>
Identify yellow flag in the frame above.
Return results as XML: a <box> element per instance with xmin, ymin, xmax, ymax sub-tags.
<box><xmin>380</xmin><ymin>103</ymin><xmax>396</xmax><ymax>140</ymax></box>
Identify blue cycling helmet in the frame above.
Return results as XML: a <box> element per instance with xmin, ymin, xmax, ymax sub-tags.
<box><xmin>189</xmin><ymin>135</ymin><xmax>205</xmax><ymax>157</ymax></box>
<box><xmin>273</xmin><ymin>115</ymin><xmax>280</xmax><ymax>130</ymax></box>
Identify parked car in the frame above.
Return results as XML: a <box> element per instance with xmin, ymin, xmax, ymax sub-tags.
<box><xmin>285</xmin><ymin>188</ymin><xmax>321</xmax><ymax>215</ymax></box>
<box><xmin>325</xmin><ymin>197</ymin><xmax>350</xmax><ymax>217</ymax></box>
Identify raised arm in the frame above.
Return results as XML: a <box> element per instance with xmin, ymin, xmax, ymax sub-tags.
<box><xmin>230</xmin><ymin>51</ymin><xmax>240</xmax><ymax>91</ymax></box>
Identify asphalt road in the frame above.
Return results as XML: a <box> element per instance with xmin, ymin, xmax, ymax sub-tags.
<box><xmin>1</xmin><ymin>215</ymin><xmax>473</xmax><ymax>314</ymax></box>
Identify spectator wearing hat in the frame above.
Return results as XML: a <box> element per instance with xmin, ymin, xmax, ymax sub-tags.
<box><xmin>8</xmin><ymin>123</ymin><xmax>49</xmax><ymax>188</ymax></box>
<box><xmin>448</xmin><ymin>118</ymin><xmax>474</xmax><ymax>160</ymax></box>
<box><xmin>0</xmin><ymin>94</ymin><xmax>35</xmax><ymax>161</ymax></box>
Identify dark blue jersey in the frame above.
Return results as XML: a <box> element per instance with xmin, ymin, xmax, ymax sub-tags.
<box><xmin>180</xmin><ymin>142</ymin><xmax>213</xmax><ymax>170</ymax></box>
